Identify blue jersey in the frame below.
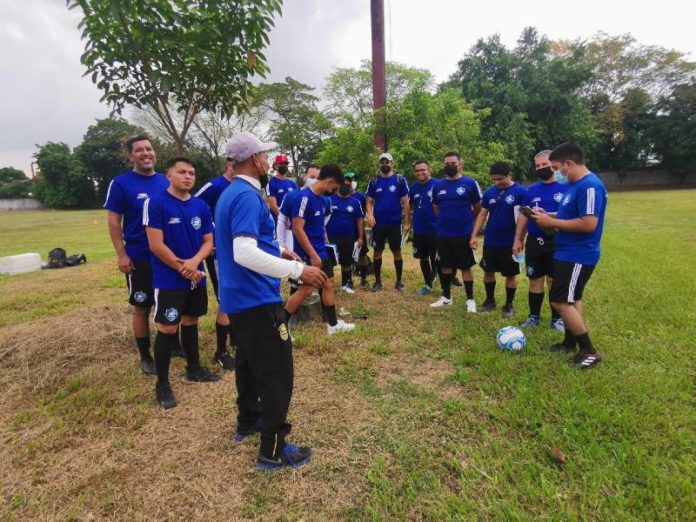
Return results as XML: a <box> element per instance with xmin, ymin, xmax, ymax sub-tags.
<box><xmin>215</xmin><ymin>177</ymin><xmax>284</xmax><ymax>314</ymax></box>
<box><xmin>195</xmin><ymin>174</ymin><xmax>231</xmax><ymax>220</ymax></box>
<box><xmin>279</xmin><ymin>188</ymin><xmax>301</xmax><ymax>219</ymax></box>
<box><xmin>267</xmin><ymin>176</ymin><xmax>298</xmax><ymax>208</ymax></box>
<box><xmin>523</xmin><ymin>181</ymin><xmax>565</xmax><ymax>239</ymax></box>
<box><xmin>103</xmin><ymin>170</ymin><xmax>169</xmax><ymax>261</ymax></box>
<box><xmin>143</xmin><ymin>192</ymin><xmax>213</xmax><ymax>290</ymax></box>
<box><xmin>291</xmin><ymin>187</ymin><xmax>328</xmax><ymax>261</ymax></box>
<box><xmin>409</xmin><ymin>178</ymin><xmax>438</xmax><ymax>235</ymax></box>
<box><xmin>366</xmin><ymin>173</ymin><xmax>409</xmax><ymax>227</ymax></box>
<box><xmin>432</xmin><ymin>176</ymin><xmax>482</xmax><ymax>238</ymax></box>
<box><xmin>327</xmin><ymin>194</ymin><xmax>364</xmax><ymax>238</ymax></box>
<box><xmin>481</xmin><ymin>183</ymin><xmax>528</xmax><ymax>247</ymax></box>
<box><xmin>354</xmin><ymin>191</ymin><xmax>367</xmax><ymax>214</ymax></box>
<box><xmin>554</xmin><ymin>173</ymin><xmax>608</xmax><ymax>266</ymax></box>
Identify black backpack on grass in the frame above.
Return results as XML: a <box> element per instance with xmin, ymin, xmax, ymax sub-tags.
<box><xmin>47</xmin><ymin>248</ymin><xmax>67</xmax><ymax>269</ymax></box>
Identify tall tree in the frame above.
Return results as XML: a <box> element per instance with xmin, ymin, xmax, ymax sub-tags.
<box><xmin>33</xmin><ymin>143</ymin><xmax>95</xmax><ymax>208</ymax></box>
<box><xmin>0</xmin><ymin>167</ymin><xmax>31</xmax><ymax>199</ymax></box>
<box><xmin>69</xmin><ymin>0</ymin><xmax>282</xmax><ymax>152</ymax></box>
<box><xmin>651</xmin><ymin>82</ymin><xmax>696</xmax><ymax>170</ymax></box>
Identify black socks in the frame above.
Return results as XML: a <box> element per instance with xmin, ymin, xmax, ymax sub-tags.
<box><xmin>394</xmin><ymin>259</ymin><xmax>403</xmax><ymax>283</ymax></box>
<box><xmin>136</xmin><ymin>336</ymin><xmax>151</xmax><ymax>361</ymax></box>
<box><xmin>529</xmin><ymin>292</ymin><xmax>544</xmax><ymax>317</ymax></box>
<box><xmin>180</xmin><ymin>324</ymin><xmax>200</xmax><ymax>371</ymax></box>
<box><xmin>324</xmin><ymin>305</ymin><xmax>338</xmax><ymax>327</ymax></box>
<box><xmin>154</xmin><ymin>331</ymin><xmax>177</xmax><ymax>386</ymax></box>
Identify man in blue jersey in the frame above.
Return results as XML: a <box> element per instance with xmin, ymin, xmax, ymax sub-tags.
<box><xmin>143</xmin><ymin>157</ymin><xmax>221</xmax><ymax>409</ymax></box>
<box><xmin>276</xmin><ymin>164</ymin><xmax>319</xmax><ymax>253</ymax></box>
<box><xmin>471</xmin><ymin>161</ymin><xmax>528</xmax><ymax>317</ymax></box>
<box><xmin>409</xmin><ymin>160</ymin><xmax>439</xmax><ymax>296</ymax></box>
<box><xmin>327</xmin><ymin>175</ymin><xmax>365</xmax><ymax>293</ymax></box>
<box><xmin>366</xmin><ymin>152</ymin><xmax>410</xmax><ymax>292</ymax></box>
<box><xmin>430</xmin><ymin>152</ymin><xmax>481</xmax><ymax>311</ymax></box>
<box><xmin>287</xmin><ymin>165</ymin><xmax>355</xmax><ymax>334</ymax></box>
<box><xmin>513</xmin><ymin>150</ymin><xmax>566</xmax><ymax>331</ymax></box>
<box><xmin>194</xmin><ymin>158</ymin><xmax>236</xmax><ymax>370</ymax></box>
<box><xmin>267</xmin><ymin>154</ymin><xmax>298</xmax><ymax>219</ymax></box>
<box><xmin>104</xmin><ymin>136</ymin><xmax>170</xmax><ymax>375</ymax></box>
<box><xmin>215</xmin><ymin>132</ymin><xmax>327</xmax><ymax>470</ymax></box>
<box><xmin>346</xmin><ymin>172</ymin><xmax>371</xmax><ymax>287</ymax></box>
<box><xmin>531</xmin><ymin>143</ymin><xmax>607</xmax><ymax>369</ymax></box>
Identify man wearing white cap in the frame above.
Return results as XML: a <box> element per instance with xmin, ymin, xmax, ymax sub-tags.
<box><xmin>215</xmin><ymin>132</ymin><xmax>327</xmax><ymax>471</ymax></box>
<box><xmin>365</xmin><ymin>152</ymin><xmax>410</xmax><ymax>292</ymax></box>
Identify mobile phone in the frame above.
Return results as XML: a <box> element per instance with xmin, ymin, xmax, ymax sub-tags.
<box><xmin>520</xmin><ymin>206</ymin><xmax>536</xmax><ymax>218</ymax></box>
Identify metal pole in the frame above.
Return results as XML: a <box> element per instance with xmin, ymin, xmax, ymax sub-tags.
<box><xmin>371</xmin><ymin>0</ymin><xmax>387</xmax><ymax>152</ymax></box>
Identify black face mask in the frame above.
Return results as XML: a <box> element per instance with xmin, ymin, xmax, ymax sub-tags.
<box><xmin>259</xmin><ymin>173</ymin><xmax>269</xmax><ymax>189</ymax></box>
<box><xmin>444</xmin><ymin>165</ymin><xmax>458</xmax><ymax>177</ymax></box>
<box><xmin>338</xmin><ymin>184</ymin><xmax>351</xmax><ymax>196</ymax></box>
<box><xmin>537</xmin><ymin>166</ymin><xmax>554</xmax><ymax>180</ymax></box>
<box><xmin>380</xmin><ymin>165</ymin><xmax>392</xmax><ymax>174</ymax></box>
<box><xmin>277</xmin><ymin>165</ymin><xmax>288</xmax><ymax>175</ymax></box>
<box><xmin>324</xmin><ymin>189</ymin><xmax>336</xmax><ymax>196</ymax></box>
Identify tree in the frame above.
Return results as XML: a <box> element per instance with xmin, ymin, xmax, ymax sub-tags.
<box><xmin>255</xmin><ymin>77</ymin><xmax>333</xmax><ymax>170</ymax></box>
<box><xmin>0</xmin><ymin>167</ymin><xmax>32</xmax><ymax>199</ymax></box>
<box><xmin>315</xmin><ymin>127</ymin><xmax>380</xmax><ymax>185</ymax></box>
<box><xmin>651</xmin><ymin>82</ymin><xmax>696</xmax><ymax>170</ymax></box>
<box><xmin>70</xmin><ymin>0</ymin><xmax>283</xmax><ymax>153</ymax></box>
<box><xmin>34</xmin><ymin>143</ymin><xmax>95</xmax><ymax>208</ymax></box>
<box><xmin>75</xmin><ymin>117</ymin><xmax>144</xmax><ymax>202</ymax></box>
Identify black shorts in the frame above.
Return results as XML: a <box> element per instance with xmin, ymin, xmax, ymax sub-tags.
<box><xmin>436</xmin><ymin>236</ymin><xmax>476</xmax><ymax>270</ymax></box>
<box><xmin>204</xmin><ymin>255</ymin><xmax>220</xmax><ymax>300</ymax></box>
<box><xmin>525</xmin><ymin>236</ymin><xmax>555</xmax><ymax>279</ymax></box>
<box><xmin>372</xmin><ymin>225</ymin><xmax>402</xmax><ymax>252</ymax></box>
<box><xmin>126</xmin><ymin>260</ymin><xmax>155</xmax><ymax>308</ymax></box>
<box><xmin>412</xmin><ymin>233</ymin><xmax>437</xmax><ymax>259</ymax></box>
<box><xmin>154</xmin><ymin>287</ymin><xmax>208</xmax><ymax>325</ymax></box>
<box><xmin>321</xmin><ymin>258</ymin><xmax>335</xmax><ymax>278</ymax></box>
<box><xmin>549</xmin><ymin>261</ymin><xmax>595</xmax><ymax>304</ymax></box>
<box><xmin>328</xmin><ymin>235</ymin><xmax>356</xmax><ymax>267</ymax></box>
<box><xmin>480</xmin><ymin>245</ymin><xmax>520</xmax><ymax>277</ymax></box>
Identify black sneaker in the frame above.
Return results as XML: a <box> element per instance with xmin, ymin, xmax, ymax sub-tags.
<box><xmin>394</xmin><ymin>281</ymin><xmax>404</xmax><ymax>292</ymax></box>
<box><xmin>345</xmin><ymin>280</ymin><xmax>354</xmax><ymax>290</ymax></box>
<box><xmin>502</xmin><ymin>304</ymin><xmax>514</xmax><ymax>318</ymax></box>
<box><xmin>452</xmin><ymin>276</ymin><xmax>463</xmax><ymax>287</ymax></box>
<box><xmin>213</xmin><ymin>350</ymin><xmax>235</xmax><ymax>371</ymax></box>
<box><xmin>140</xmin><ymin>358</ymin><xmax>157</xmax><ymax>376</ymax></box>
<box><xmin>372</xmin><ymin>282</ymin><xmax>382</xmax><ymax>292</ymax></box>
<box><xmin>571</xmin><ymin>350</ymin><xmax>603</xmax><ymax>370</ymax></box>
<box><xmin>233</xmin><ymin>418</ymin><xmax>263</xmax><ymax>442</ymax></box>
<box><xmin>256</xmin><ymin>443</ymin><xmax>314</xmax><ymax>471</ymax></box>
<box><xmin>544</xmin><ymin>342</ymin><xmax>577</xmax><ymax>353</ymax></box>
<box><xmin>479</xmin><ymin>300</ymin><xmax>497</xmax><ymax>312</ymax></box>
<box><xmin>183</xmin><ymin>366</ymin><xmax>221</xmax><ymax>383</ymax></box>
<box><xmin>156</xmin><ymin>384</ymin><xmax>177</xmax><ymax>409</ymax></box>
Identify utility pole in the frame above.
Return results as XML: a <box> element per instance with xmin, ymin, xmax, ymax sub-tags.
<box><xmin>371</xmin><ymin>0</ymin><xmax>387</xmax><ymax>152</ymax></box>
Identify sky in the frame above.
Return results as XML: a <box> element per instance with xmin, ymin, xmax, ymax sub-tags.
<box><xmin>1</xmin><ymin>0</ymin><xmax>695</xmax><ymax>174</ymax></box>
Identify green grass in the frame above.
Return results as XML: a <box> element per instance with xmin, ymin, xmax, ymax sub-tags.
<box><xmin>1</xmin><ymin>191</ymin><xmax>695</xmax><ymax>520</ymax></box>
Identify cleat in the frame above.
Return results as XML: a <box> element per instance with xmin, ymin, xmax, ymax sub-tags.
<box><xmin>256</xmin><ymin>443</ymin><xmax>313</xmax><ymax>471</ymax></box>
<box><xmin>416</xmin><ymin>285</ymin><xmax>432</xmax><ymax>296</ymax></box>
<box><xmin>140</xmin><ymin>358</ymin><xmax>157</xmax><ymax>376</ymax></box>
<box><xmin>183</xmin><ymin>366</ymin><xmax>221</xmax><ymax>383</ymax></box>
<box><xmin>156</xmin><ymin>384</ymin><xmax>177</xmax><ymax>410</ymax></box>
<box><xmin>479</xmin><ymin>300</ymin><xmax>497</xmax><ymax>312</ymax></box>
<box><xmin>571</xmin><ymin>350</ymin><xmax>603</xmax><ymax>370</ymax></box>
<box><xmin>466</xmin><ymin>299</ymin><xmax>477</xmax><ymax>313</ymax></box>
<box><xmin>341</xmin><ymin>285</ymin><xmax>356</xmax><ymax>294</ymax></box>
<box><xmin>327</xmin><ymin>319</ymin><xmax>355</xmax><ymax>334</ymax></box>
<box><xmin>371</xmin><ymin>282</ymin><xmax>382</xmax><ymax>292</ymax></box>
<box><xmin>551</xmin><ymin>318</ymin><xmax>566</xmax><ymax>332</ymax></box>
<box><xmin>213</xmin><ymin>350</ymin><xmax>235</xmax><ymax>371</ymax></box>
<box><xmin>394</xmin><ymin>281</ymin><xmax>405</xmax><ymax>292</ymax></box>
<box><xmin>520</xmin><ymin>315</ymin><xmax>541</xmax><ymax>328</ymax></box>
<box><xmin>430</xmin><ymin>296</ymin><xmax>453</xmax><ymax>308</ymax></box>
<box><xmin>502</xmin><ymin>304</ymin><xmax>514</xmax><ymax>318</ymax></box>
<box><xmin>451</xmin><ymin>276</ymin><xmax>463</xmax><ymax>287</ymax></box>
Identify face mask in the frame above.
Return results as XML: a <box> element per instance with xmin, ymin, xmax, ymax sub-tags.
<box><xmin>259</xmin><ymin>173</ymin><xmax>269</xmax><ymax>189</ymax></box>
<box><xmin>444</xmin><ymin>165</ymin><xmax>458</xmax><ymax>177</ymax></box>
<box><xmin>537</xmin><ymin>166</ymin><xmax>554</xmax><ymax>181</ymax></box>
<box><xmin>304</xmin><ymin>178</ymin><xmax>317</xmax><ymax>188</ymax></box>
<box><xmin>338</xmin><ymin>184</ymin><xmax>351</xmax><ymax>196</ymax></box>
<box><xmin>553</xmin><ymin>170</ymin><xmax>568</xmax><ymax>184</ymax></box>
<box><xmin>380</xmin><ymin>165</ymin><xmax>391</xmax><ymax>174</ymax></box>
<box><xmin>277</xmin><ymin>165</ymin><xmax>288</xmax><ymax>175</ymax></box>
<box><xmin>351</xmin><ymin>181</ymin><xmax>357</xmax><ymax>191</ymax></box>
<box><xmin>324</xmin><ymin>189</ymin><xmax>336</xmax><ymax>196</ymax></box>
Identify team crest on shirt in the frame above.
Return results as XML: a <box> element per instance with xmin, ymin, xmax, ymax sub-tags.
<box><xmin>563</xmin><ymin>194</ymin><xmax>572</xmax><ymax>206</ymax></box>
<box><xmin>165</xmin><ymin>308</ymin><xmax>179</xmax><ymax>322</ymax></box>
<box><xmin>191</xmin><ymin>216</ymin><xmax>202</xmax><ymax>230</ymax></box>
<box><xmin>347</xmin><ymin>205</ymin><xmax>354</xmax><ymax>212</ymax></box>
<box><xmin>527</xmin><ymin>266</ymin><xmax>535</xmax><ymax>276</ymax></box>
<box><xmin>505</xmin><ymin>194</ymin><xmax>515</xmax><ymax>204</ymax></box>
<box><xmin>389</xmin><ymin>185</ymin><xmax>396</xmax><ymax>192</ymax></box>
<box><xmin>554</xmin><ymin>192</ymin><xmax>563</xmax><ymax>202</ymax></box>
<box><xmin>427</xmin><ymin>190</ymin><xmax>433</xmax><ymax>198</ymax></box>
<box><xmin>133</xmin><ymin>291</ymin><xmax>147</xmax><ymax>303</ymax></box>
<box><xmin>456</xmin><ymin>187</ymin><xmax>466</xmax><ymax>195</ymax></box>
<box><xmin>278</xmin><ymin>323</ymin><xmax>289</xmax><ymax>341</ymax></box>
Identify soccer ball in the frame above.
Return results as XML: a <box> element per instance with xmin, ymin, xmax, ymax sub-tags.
<box><xmin>496</xmin><ymin>326</ymin><xmax>526</xmax><ymax>352</ymax></box>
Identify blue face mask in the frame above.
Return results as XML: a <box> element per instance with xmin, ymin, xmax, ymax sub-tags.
<box><xmin>553</xmin><ymin>170</ymin><xmax>568</xmax><ymax>184</ymax></box>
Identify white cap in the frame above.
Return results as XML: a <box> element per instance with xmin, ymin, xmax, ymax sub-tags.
<box><xmin>379</xmin><ymin>152</ymin><xmax>393</xmax><ymax>162</ymax></box>
<box><xmin>225</xmin><ymin>132</ymin><xmax>277</xmax><ymax>162</ymax></box>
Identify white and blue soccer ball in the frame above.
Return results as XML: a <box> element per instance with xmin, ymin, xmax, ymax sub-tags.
<box><xmin>496</xmin><ymin>326</ymin><xmax>526</xmax><ymax>352</ymax></box>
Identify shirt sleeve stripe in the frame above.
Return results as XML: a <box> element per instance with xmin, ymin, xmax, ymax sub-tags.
<box><xmin>298</xmin><ymin>196</ymin><xmax>308</xmax><ymax>218</ymax></box>
<box><xmin>142</xmin><ymin>198</ymin><xmax>150</xmax><ymax>226</ymax></box>
<box><xmin>103</xmin><ymin>179</ymin><xmax>115</xmax><ymax>208</ymax></box>
<box><xmin>194</xmin><ymin>182</ymin><xmax>212</xmax><ymax>198</ymax></box>
<box><xmin>586</xmin><ymin>187</ymin><xmax>595</xmax><ymax>215</ymax></box>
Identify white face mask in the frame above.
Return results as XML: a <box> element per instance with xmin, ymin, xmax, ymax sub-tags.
<box><xmin>304</xmin><ymin>178</ymin><xmax>317</xmax><ymax>188</ymax></box>
<box><xmin>351</xmin><ymin>181</ymin><xmax>357</xmax><ymax>191</ymax></box>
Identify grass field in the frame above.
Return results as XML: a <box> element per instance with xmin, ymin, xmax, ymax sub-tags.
<box><xmin>1</xmin><ymin>190</ymin><xmax>695</xmax><ymax>521</ymax></box>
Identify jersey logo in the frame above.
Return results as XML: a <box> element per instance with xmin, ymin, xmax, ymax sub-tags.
<box><xmin>563</xmin><ymin>194</ymin><xmax>571</xmax><ymax>206</ymax></box>
<box><xmin>314</xmin><ymin>210</ymin><xmax>321</xmax><ymax>216</ymax></box>
<box><xmin>505</xmin><ymin>194</ymin><xmax>515</xmax><ymax>204</ymax></box>
<box><xmin>191</xmin><ymin>216</ymin><xmax>202</xmax><ymax>230</ymax></box>
<box><xmin>414</xmin><ymin>194</ymin><xmax>420</xmax><ymax>199</ymax></box>
<box><xmin>389</xmin><ymin>185</ymin><xmax>396</xmax><ymax>192</ymax></box>
<box><xmin>427</xmin><ymin>190</ymin><xmax>433</xmax><ymax>198</ymax></box>
<box><xmin>288</xmin><ymin>188</ymin><xmax>294</xmax><ymax>191</ymax></box>
<box><xmin>456</xmin><ymin>187</ymin><xmax>466</xmax><ymax>195</ymax></box>
<box><xmin>554</xmin><ymin>192</ymin><xmax>563</xmax><ymax>202</ymax></box>
<box><xmin>278</xmin><ymin>188</ymin><xmax>285</xmax><ymax>193</ymax></box>
<box><xmin>531</xmin><ymin>197</ymin><xmax>541</xmax><ymax>203</ymax></box>
<box><xmin>168</xmin><ymin>217</ymin><xmax>181</xmax><ymax>224</ymax></box>
<box><xmin>438</xmin><ymin>189</ymin><xmax>446</xmax><ymax>195</ymax></box>
<box><xmin>165</xmin><ymin>308</ymin><xmax>179</xmax><ymax>322</ymax></box>
<box><xmin>137</xmin><ymin>193</ymin><xmax>148</xmax><ymax>199</ymax></box>
<box><xmin>347</xmin><ymin>205</ymin><xmax>354</xmax><ymax>212</ymax></box>
<box><xmin>488</xmin><ymin>198</ymin><xmax>496</xmax><ymax>205</ymax></box>
<box><xmin>133</xmin><ymin>291</ymin><xmax>147</xmax><ymax>303</ymax></box>
<box><xmin>376</xmin><ymin>188</ymin><xmax>383</xmax><ymax>193</ymax></box>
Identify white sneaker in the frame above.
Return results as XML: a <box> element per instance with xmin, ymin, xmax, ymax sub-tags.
<box><xmin>430</xmin><ymin>296</ymin><xmax>453</xmax><ymax>308</ymax></box>
<box><xmin>327</xmin><ymin>319</ymin><xmax>355</xmax><ymax>334</ymax></box>
<box><xmin>466</xmin><ymin>299</ymin><xmax>477</xmax><ymax>313</ymax></box>
<box><xmin>341</xmin><ymin>285</ymin><xmax>355</xmax><ymax>294</ymax></box>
